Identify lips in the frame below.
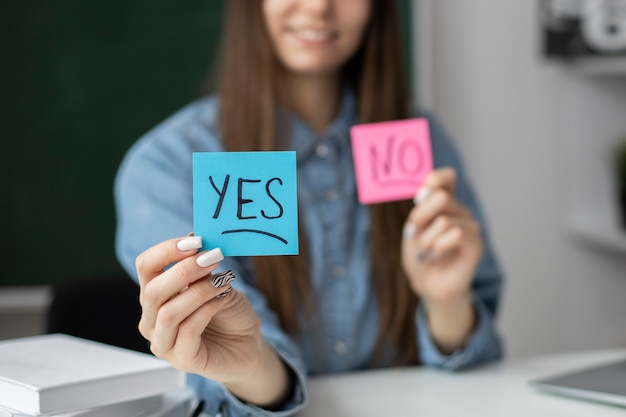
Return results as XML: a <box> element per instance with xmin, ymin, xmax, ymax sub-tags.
<box><xmin>295</xmin><ymin>29</ymin><xmax>333</xmax><ymax>41</ymax></box>
<box><xmin>287</xmin><ymin>26</ymin><xmax>337</xmax><ymax>44</ymax></box>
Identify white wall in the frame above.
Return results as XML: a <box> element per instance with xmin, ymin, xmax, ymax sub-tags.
<box><xmin>414</xmin><ymin>0</ymin><xmax>626</xmax><ymax>358</ymax></box>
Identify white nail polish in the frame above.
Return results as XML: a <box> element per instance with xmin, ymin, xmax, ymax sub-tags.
<box><xmin>403</xmin><ymin>223</ymin><xmax>417</xmax><ymax>239</ymax></box>
<box><xmin>196</xmin><ymin>248</ymin><xmax>224</xmax><ymax>268</ymax></box>
<box><xmin>414</xmin><ymin>186</ymin><xmax>431</xmax><ymax>205</ymax></box>
<box><xmin>177</xmin><ymin>236</ymin><xmax>203</xmax><ymax>251</ymax></box>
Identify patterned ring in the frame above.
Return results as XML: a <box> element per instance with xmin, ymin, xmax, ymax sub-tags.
<box><xmin>210</xmin><ymin>270</ymin><xmax>235</xmax><ymax>288</ymax></box>
<box><xmin>216</xmin><ymin>286</ymin><xmax>233</xmax><ymax>300</ymax></box>
<box><xmin>417</xmin><ymin>250</ymin><xmax>435</xmax><ymax>262</ymax></box>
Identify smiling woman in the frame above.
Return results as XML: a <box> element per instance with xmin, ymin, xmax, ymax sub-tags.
<box><xmin>113</xmin><ymin>1</ymin><xmax>504</xmax><ymax>416</ymax></box>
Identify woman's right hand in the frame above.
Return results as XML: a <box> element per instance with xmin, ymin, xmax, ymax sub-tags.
<box><xmin>135</xmin><ymin>235</ymin><xmax>264</xmax><ymax>384</ymax></box>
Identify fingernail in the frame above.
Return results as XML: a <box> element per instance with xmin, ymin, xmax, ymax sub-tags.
<box><xmin>177</xmin><ymin>236</ymin><xmax>203</xmax><ymax>251</ymax></box>
<box><xmin>210</xmin><ymin>270</ymin><xmax>235</xmax><ymax>288</ymax></box>
<box><xmin>403</xmin><ymin>223</ymin><xmax>417</xmax><ymax>239</ymax></box>
<box><xmin>196</xmin><ymin>248</ymin><xmax>224</xmax><ymax>268</ymax></box>
<box><xmin>216</xmin><ymin>286</ymin><xmax>233</xmax><ymax>300</ymax></box>
<box><xmin>414</xmin><ymin>186</ymin><xmax>431</xmax><ymax>205</ymax></box>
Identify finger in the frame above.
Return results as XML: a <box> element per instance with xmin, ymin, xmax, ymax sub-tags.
<box><xmin>174</xmin><ymin>289</ymin><xmax>237</xmax><ymax>363</ymax></box>
<box><xmin>407</xmin><ymin>189</ymin><xmax>471</xmax><ymax>232</ymax></box>
<box><xmin>412</xmin><ymin>168</ymin><xmax>458</xmax><ymax>205</ymax></box>
<box><xmin>143</xmin><ymin>247</ymin><xmax>225</xmax><ymax>303</ymax></box>
<box><xmin>151</xmin><ymin>297</ymin><xmax>224</xmax><ymax>366</ymax></box>
<box><xmin>417</xmin><ymin>215</ymin><xmax>456</xmax><ymax>252</ymax></box>
<box><xmin>138</xmin><ymin>248</ymin><xmax>224</xmax><ymax>338</ymax></box>
<box><xmin>421</xmin><ymin>167</ymin><xmax>457</xmax><ymax>196</ymax></box>
<box><xmin>429</xmin><ymin>220</ymin><xmax>479</xmax><ymax>260</ymax></box>
<box><xmin>135</xmin><ymin>236</ymin><xmax>204</xmax><ymax>287</ymax></box>
<box><xmin>150</xmin><ymin>274</ymin><xmax>235</xmax><ymax>357</ymax></box>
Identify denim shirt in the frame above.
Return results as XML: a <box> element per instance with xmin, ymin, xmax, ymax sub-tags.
<box><xmin>114</xmin><ymin>92</ymin><xmax>503</xmax><ymax>417</ymax></box>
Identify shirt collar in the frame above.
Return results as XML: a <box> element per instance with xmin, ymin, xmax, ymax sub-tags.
<box><xmin>287</xmin><ymin>86</ymin><xmax>357</xmax><ymax>163</ymax></box>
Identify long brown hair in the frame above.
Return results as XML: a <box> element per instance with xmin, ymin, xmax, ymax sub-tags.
<box><xmin>217</xmin><ymin>0</ymin><xmax>418</xmax><ymax>366</ymax></box>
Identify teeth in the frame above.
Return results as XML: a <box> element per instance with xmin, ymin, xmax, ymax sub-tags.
<box><xmin>297</xmin><ymin>29</ymin><xmax>331</xmax><ymax>41</ymax></box>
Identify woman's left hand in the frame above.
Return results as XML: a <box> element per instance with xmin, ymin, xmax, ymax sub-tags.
<box><xmin>401</xmin><ymin>167</ymin><xmax>483</xmax><ymax>308</ymax></box>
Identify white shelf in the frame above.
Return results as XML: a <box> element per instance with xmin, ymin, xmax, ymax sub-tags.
<box><xmin>0</xmin><ymin>286</ymin><xmax>52</xmax><ymax>313</ymax></box>
<box><xmin>560</xmin><ymin>56</ymin><xmax>626</xmax><ymax>76</ymax></box>
<box><xmin>557</xmin><ymin>72</ymin><xmax>626</xmax><ymax>256</ymax></box>
<box><xmin>568</xmin><ymin>211</ymin><xmax>626</xmax><ymax>253</ymax></box>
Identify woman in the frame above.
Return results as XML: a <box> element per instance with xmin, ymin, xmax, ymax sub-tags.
<box><xmin>115</xmin><ymin>1</ymin><xmax>504</xmax><ymax>415</ymax></box>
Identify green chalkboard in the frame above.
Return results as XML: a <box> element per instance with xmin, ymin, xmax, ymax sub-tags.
<box><xmin>1</xmin><ymin>0</ymin><xmax>413</xmax><ymax>287</ymax></box>
<box><xmin>1</xmin><ymin>0</ymin><xmax>225</xmax><ymax>286</ymax></box>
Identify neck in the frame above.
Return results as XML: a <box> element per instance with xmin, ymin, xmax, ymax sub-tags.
<box><xmin>282</xmin><ymin>72</ymin><xmax>341</xmax><ymax>135</ymax></box>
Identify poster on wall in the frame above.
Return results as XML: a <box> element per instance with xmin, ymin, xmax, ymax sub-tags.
<box><xmin>541</xmin><ymin>0</ymin><xmax>626</xmax><ymax>57</ymax></box>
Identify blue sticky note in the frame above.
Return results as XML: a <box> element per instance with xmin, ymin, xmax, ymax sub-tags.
<box><xmin>193</xmin><ymin>151</ymin><xmax>298</xmax><ymax>256</ymax></box>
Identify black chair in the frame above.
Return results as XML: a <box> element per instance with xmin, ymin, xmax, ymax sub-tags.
<box><xmin>45</xmin><ymin>274</ymin><xmax>150</xmax><ymax>354</ymax></box>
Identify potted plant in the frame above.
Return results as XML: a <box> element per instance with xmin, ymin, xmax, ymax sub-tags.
<box><xmin>614</xmin><ymin>138</ymin><xmax>626</xmax><ymax>229</ymax></box>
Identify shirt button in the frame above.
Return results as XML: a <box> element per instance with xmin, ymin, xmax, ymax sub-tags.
<box><xmin>333</xmin><ymin>341</ymin><xmax>348</xmax><ymax>355</ymax></box>
<box><xmin>332</xmin><ymin>266</ymin><xmax>345</xmax><ymax>278</ymax></box>
<box><xmin>325</xmin><ymin>189</ymin><xmax>338</xmax><ymax>200</ymax></box>
<box><xmin>316</xmin><ymin>143</ymin><xmax>330</xmax><ymax>158</ymax></box>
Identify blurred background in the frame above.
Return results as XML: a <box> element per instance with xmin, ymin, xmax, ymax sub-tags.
<box><xmin>1</xmin><ymin>0</ymin><xmax>625</xmax><ymax>359</ymax></box>
<box><xmin>416</xmin><ymin>0</ymin><xmax>626</xmax><ymax>357</ymax></box>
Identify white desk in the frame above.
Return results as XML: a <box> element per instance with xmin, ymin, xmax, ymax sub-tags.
<box><xmin>300</xmin><ymin>350</ymin><xmax>626</xmax><ymax>416</ymax></box>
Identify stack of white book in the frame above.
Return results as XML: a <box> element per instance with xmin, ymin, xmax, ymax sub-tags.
<box><xmin>0</xmin><ymin>334</ymin><xmax>194</xmax><ymax>417</ymax></box>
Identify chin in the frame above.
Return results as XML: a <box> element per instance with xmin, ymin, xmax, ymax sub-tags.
<box><xmin>283</xmin><ymin>58</ymin><xmax>344</xmax><ymax>76</ymax></box>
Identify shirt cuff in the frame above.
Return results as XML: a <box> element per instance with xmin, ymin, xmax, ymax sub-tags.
<box><xmin>215</xmin><ymin>336</ymin><xmax>308</xmax><ymax>417</ymax></box>
<box><xmin>416</xmin><ymin>294</ymin><xmax>502</xmax><ymax>370</ymax></box>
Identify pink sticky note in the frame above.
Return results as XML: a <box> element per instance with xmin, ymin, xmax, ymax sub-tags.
<box><xmin>350</xmin><ymin>118</ymin><xmax>433</xmax><ymax>204</ymax></box>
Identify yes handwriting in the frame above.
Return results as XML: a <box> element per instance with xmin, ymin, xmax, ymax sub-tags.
<box><xmin>193</xmin><ymin>152</ymin><xmax>298</xmax><ymax>256</ymax></box>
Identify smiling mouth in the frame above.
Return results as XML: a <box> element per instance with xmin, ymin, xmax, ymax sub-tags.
<box><xmin>289</xmin><ymin>27</ymin><xmax>337</xmax><ymax>43</ymax></box>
